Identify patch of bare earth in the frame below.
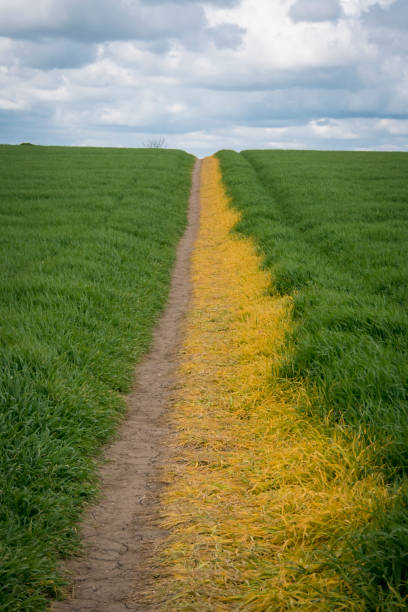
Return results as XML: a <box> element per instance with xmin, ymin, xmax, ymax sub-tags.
<box><xmin>52</xmin><ymin>159</ymin><xmax>201</xmax><ymax>612</ymax></box>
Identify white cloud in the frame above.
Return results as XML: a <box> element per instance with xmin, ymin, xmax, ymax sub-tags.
<box><xmin>309</xmin><ymin>117</ymin><xmax>358</xmax><ymax>138</ymax></box>
<box><xmin>204</xmin><ymin>0</ymin><xmax>375</xmax><ymax>74</ymax></box>
<box><xmin>377</xmin><ymin>119</ymin><xmax>408</xmax><ymax>135</ymax></box>
<box><xmin>340</xmin><ymin>0</ymin><xmax>396</xmax><ymax>18</ymax></box>
<box><xmin>0</xmin><ymin>0</ymin><xmax>407</xmax><ymax>154</ymax></box>
<box><xmin>0</xmin><ymin>97</ymin><xmax>28</xmax><ymax>110</ymax></box>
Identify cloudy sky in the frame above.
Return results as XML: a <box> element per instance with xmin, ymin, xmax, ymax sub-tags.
<box><xmin>0</xmin><ymin>0</ymin><xmax>407</xmax><ymax>155</ymax></box>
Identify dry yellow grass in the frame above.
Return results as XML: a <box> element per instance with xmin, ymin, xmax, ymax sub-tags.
<box><xmin>155</xmin><ymin>156</ymin><xmax>387</xmax><ymax>610</ymax></box>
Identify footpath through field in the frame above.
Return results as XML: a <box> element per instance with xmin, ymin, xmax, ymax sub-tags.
<box><xmin>145</xmin><ymin>156</ymin><xmax>385</xmax><ymax>610</ymax></box>
<box><xmin>53</xmin><ymin>161</ymin><xmax>201</xmax><ymax>612</ymax></box>
<box><xmin>55</xmin><ymin>156</ymin><xmax>385</xmax><ymax>611</ymax></box>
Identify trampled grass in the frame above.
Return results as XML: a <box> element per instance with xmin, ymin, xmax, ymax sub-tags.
<box><xmin>0</xmin><ymin>145</ymin><xmax>194</xmax><ymax>610</ymax></box>
<box><xmin>152</xmin><ymin>157</ymin><xmax>387</xmax><ymax>610</ymax></box>
<box><xmin>217</xmin><ymin>149</ymin><xmax>408</xmax><ymax>608</ymax></box>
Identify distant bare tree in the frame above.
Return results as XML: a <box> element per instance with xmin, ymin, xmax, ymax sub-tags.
<box><xmin>143</xmin><ymin>137</ymin><xmax>167</xmax><ymax>149</ymax></box>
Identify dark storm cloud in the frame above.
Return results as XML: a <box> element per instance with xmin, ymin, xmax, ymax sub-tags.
<box><xmin>289</xmin><ymin>0</ymin><xmax>343</xmax><ymax>23</ymax></box>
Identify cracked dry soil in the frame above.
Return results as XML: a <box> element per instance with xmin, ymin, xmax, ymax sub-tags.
<box><xmin>52</xmin><ymin>159</ymin><xmax>201</xmax><ymax>612</ymax></box>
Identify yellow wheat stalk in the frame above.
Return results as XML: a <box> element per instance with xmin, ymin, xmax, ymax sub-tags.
<box><xmin>152</xmin><ymin>156</ymin><xmax>388</xmax><ymax>610</ymax></box>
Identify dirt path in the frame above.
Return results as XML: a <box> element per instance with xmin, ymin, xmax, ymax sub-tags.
<box><xmin>53</xmin><ymin>158</ymin><xmax>201</xmax><ymax>612</ymax></box>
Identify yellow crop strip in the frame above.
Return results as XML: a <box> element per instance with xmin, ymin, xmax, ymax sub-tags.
<box><xmin>155</xmin><ymin>157</ymin><xmax>387</xmax><ymax>610</ymax></box>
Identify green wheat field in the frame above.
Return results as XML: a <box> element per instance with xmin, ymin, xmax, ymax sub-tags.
<box><xmin>1</xmin><ymin>144</ymin><xmax>408</xmax><ymax>609</ymax></box>
<box><xmin>218</xmin><ymin>149</ymin><xmax>408</xmax><ymax>608</ymax></box>
<box><xmin>0</xmin><ymin>145</ymin><xmax>194</xmax><ymax>610</ymax></box>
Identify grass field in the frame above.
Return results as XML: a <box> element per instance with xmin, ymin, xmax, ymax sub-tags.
<box><xmin>217</xmin><ymin>149</ymin><xmax>408</xmax><ymax>607</ymax></box>
<box><xmin>0</xmin><ymin>145</ymin><xmax>194</xmax><ymax>610</ymax></box>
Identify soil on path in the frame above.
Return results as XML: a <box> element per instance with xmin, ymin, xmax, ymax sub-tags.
<box><xmin>52</xmin><ymin>158</ymin><xmax>201</xmax><ymax>612</ymax></box>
